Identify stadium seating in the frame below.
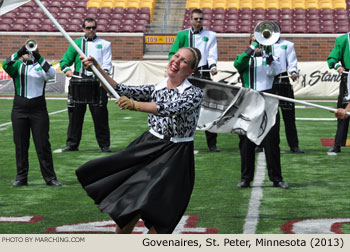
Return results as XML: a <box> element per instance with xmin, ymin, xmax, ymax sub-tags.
<box><xmin>0</xmin><ymin>0</ymin><xmax>349</xmax><ymax>34</ymax></box>
<box><xmin>181</xmin><ymin>0</ymin><xmax>350</xmax><ymax>33</ymax></box>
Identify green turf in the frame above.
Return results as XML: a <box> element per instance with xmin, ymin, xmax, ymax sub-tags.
<box><xmin>0</xmin><ymin>98</ymin><xmax>349</xmax><ymax>234</ymax></box>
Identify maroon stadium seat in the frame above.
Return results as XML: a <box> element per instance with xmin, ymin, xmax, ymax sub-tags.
<box><xmin>1</xmin><ymin>18</ymin><xmax>13</xmax><ymax>25</ymax></box>
<box><xmin>138</xmin><ymin>8</ymin><xmax>151</xmax><ymax>15</ymax></box>
<box><xmin>98</xmin><ymin>13</ymin><xmax>111</xmax><ymax>20</ymax></box>
<box><xmin>226</xmin><ymin>12</ymin><xmax>239</xmax><ymax>20</ymax></box>
<box><xmin>122</xmin><ymin>19</ymin><xmax>135</xmax><ymax>26</ymax></box>
<box><xmin>266</xmin><ymin>8</ymin><xmax>279</xmax><ymax>16</ymax></box>
<box><xmin>111</xmin><ymin>13</ymin><xmax>124</xmax><ymax>20</ymax></box>
<box><xmin>213</xmin><ymin>8</ymin><xmax>226</xmax><ymax>15</ymax></box>
<box><xmin>239</xmin><ymin>8</ymin><xmax>252</xmax><ymax>15</ymax></box>
<box><xmin>202</xmin><ymin>8</ymin><xmax>213</xmax><ymax>15</ymax></box>
<box><xmin>31</xmin><ymin>18</ymin><xmax>42</xmax><ymax>25</ymax></box>
<box><xmin>226</xmin><ymin>8</ymin><xmax>239</xmax><ymax>15</ymax></box>
<box><xmin>307</xmin><ymin>8</ymin><xmax>319</xmax><ymax>15</ymax></box>
<box><xmin>281</xmin><ymin>25</ymin><xmax>293</xmax><ymax>33</ymax></box>
<box><xmin>62</xmin><ymin>1</ymin><xmax>75</xmax><ymax>9</ymax></box>
<box><xmin>70</xmin><ymin>19</ymin><xmax>82</xmax><ymax>26</ymax></box>
<box><xmin>20</xmin><ymin>6</ymin><xmax>33</xmax><ymax>13</ymax></box>
<box><xmin>226</xmin><ymin>19</ymin><xmax>239</xmax><ymax>26</ymax></box>
<box><xmin>320</xmin><ymin>24</ymin><xmax>335</xmax><ymax>33</ymax></box>
<box><xmin>307</xmin><ymin>13</ymin><xmax>320</xmax><ymax>20</ymax></box>
<box><xmin>120</xmin><ymin>24</ymin><xmax>134</xmax><ymax>32</ymax></box>
<box><xmin>211</xmin><ymin>25</ymin><xmax>225</xmax><ymax>33</ymax></box>
<box><xmin>253</xmin><ymin>8</ymin><xmax>266</xmax><ymax>16</ymax></box>
<box><xmin>76</xmin><ymin>1</ymin><xmax>88</xmax><ymax>8</ymax></box>
<box><xmin>224</xmin><ymin>25</ymin><xmax>238</xmax><ymax>33</ymax></box>
<box><xmin>75</xmin><ymin>7</ymin><xmax>87</xmax><ymax>15</ymax></box>
<box><xmin>97</xmin><ymin>19</ymin><xmax>109</xmax><ymax>26</ymax></box>
<box><xmin>48</xmin><ymin>7</ymin><xmax>60</xmax><ymax>15</ymax></box>
<box><xmin>108</xmin><ymin>24</ymin><xmax>121</xmax><ymax>32</ymax></box>
<box><xmin>292</xmin><ymin>25</ymin><xmax>307</xmax><ymax>33</ymax></box>
<box><xmin>59</xmin><ymin>13</ymin><xmax>71</xmax><ymax>20</ymax></box>
<box><xmin>138</xmin><ymin>13</ymin><xmax>150</xmax><ymax>21</ymax></box>
<box><xmin>280</xmin><ymin>9</ymin><xmax>292</xmax><ymax>15</ymax></box>
<box><xmin>0</xmin><ymin>23</ymin><xmax>11</xmax><ymax>31</ymax></box>
<box><xmin>124</xmin><ymin>13</ymin><xmax>137</xmax><ymax>20</ymax></box>
<box><xmin>61</xmin><ymin>7</ymin><xmax>74</xmax><ymax>15</ymax></box>
<box><xmin>334</xmin><ymin>9</ymin><xmax>348</xmax><ymax>15</ymax></box>
<box><xmin>15</xmin><ymin>18</ymin><xmax>27</xmax><ymax>25</ymax></box>
<box><xmin>86</xmin><ymin>8</ymin><xmax>99</xmax><ymax>16</ymax></box>
<box><xmin>238</xmin><ymin>25</ymin><xmax>252</xmax><ymax>33</ymax></box>
<box><xmin>136</xmin><ymin>19</ymin><xmax>149</xmax><ymax>26</ymax></box>
<box><xmin>335</xmin><ymin>24</ymin><xmax>349</xmax><ymax>33</ymax></box>
<box><xmin>266</xmin><ymin>14</ymin><xmax>279</xmax><ymax>21</ymax></box>
<box><xmin>110</xmin><ymin>19</ymin><xmax>122</xmax><ymax>26</ymax></box>
<box><xmin>134</xmin><ymin>24</ymin><xmax>147</xmax><ymax>32</ymax></box>
<box><xmin>1</xmin><ymin>12</ymin><xmax>16</xmax><ymax>19</ymax></box>
<box><xmin>12</xmin><ymin>24</ymin><xmax>26</xmax><ymax>31</ymax></box>
<box><xmin>124</xmin><ymin>8</ymin><xmax>138</xmax><ymax>15</ymax></box>
<box><xmin>50</xmin><ymin>1</ymin><xmax>61</xmax><ymax>9</ymax></box>
<box><xmin>211</xmin><ymin>19</ymin><xmax>225</xmax><ymax>26</ymax></box>
<box><xmin>26</xmin><ymin>24</ymin><xmax>40</xmax><ymax>32</ymax></box>
<box><xmin>212</xmin><ymin>13</ymin><xmax>225</xmax><ymax>20</ymax></box>
<box><xmin>307</xmin><ymin>25</ymin><xmax>321</xmax><ymax>33</ymax></box>
<box><xmin>99</xmin><ymin>8</ymin><xmax>113</xmax><ymax>15</ymax></box>
<box><xmin>112</xmin><ymin>8</ymin><xmax>124</xmax><ymax>15</ymax></box>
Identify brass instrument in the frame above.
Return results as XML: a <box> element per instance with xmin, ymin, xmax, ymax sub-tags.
<box><xmin>25</xmin><ymin>39</ymin><xmax>38</xmax><ymax>60</ymax></box>
<box><xmin>253</xmin><ymin>21</ymin><xmax>280</xmax><ymax>47</ymax></box>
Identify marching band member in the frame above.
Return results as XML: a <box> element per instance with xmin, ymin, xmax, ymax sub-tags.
<box><xmin>76</xmin><ymin>47</ymin><xmax>203</xmax><ymax>234</ymax></box>
<box><xmin>169</xmin><ymin>8</ymin><xmax>221</xmax><ymax>152</ymax></box>
<box><xmin>3</xmin><ymin>42</ymin><xmax>61</xmax><ymax>187</ymax></box>
<box><xmin>234</xmin><ymin>34</ymin><xmax>289</xmax><ymax>189</ymax></box>
<box><xmin>60</xmin><ymin>18</ymin><xmax>112</xmax><ymax>153</ymax></box>
<box><xmin>272</xmin><ymin>22</ymin><xmax>304</xmax><ymax>154</ymax></box>
<box><xmin>327</xmin><ymin>32</ymin><xmax>350</xmax><ymax>152</ymax></box>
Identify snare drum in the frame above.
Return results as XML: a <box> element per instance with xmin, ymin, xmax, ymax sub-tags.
<box><xmin>69</xmin><ymin>77</ymin><xmax>100</xmax><ymax>104</ymax></box>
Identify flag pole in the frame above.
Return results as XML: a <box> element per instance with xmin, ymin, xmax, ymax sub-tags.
<box><xmin>33</xmin><ymin>0</ymin><xmax>120</xmax><ymax>99</ymax></box>
<box><xmin>190</xmin><ymin>77</ymin><xmax>350</xmax><ymax>116</ymax></box>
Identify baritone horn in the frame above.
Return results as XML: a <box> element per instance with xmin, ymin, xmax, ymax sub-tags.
<box><xmin>253</xmin><ymin>21</ymin><xmax>280</xmax><ymax>46</ymax></box>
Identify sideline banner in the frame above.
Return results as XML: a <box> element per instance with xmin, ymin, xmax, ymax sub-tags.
<box><xmin>1</xmin><ymin>61</ymin><xmax>341</xmax><ymax>97</ymax></box>
<box><xmin>110</xmin><ymin>61</ymin><xmax>340</xmax><ymax>97</ymax></box>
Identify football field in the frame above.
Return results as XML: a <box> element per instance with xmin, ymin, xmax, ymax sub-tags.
<box><xmin>0</xmin><ymin>97</ymin><xmax>349</xmax><ymax>235</ymax></box>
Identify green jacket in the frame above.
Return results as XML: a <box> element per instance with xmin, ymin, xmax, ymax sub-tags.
<box><xmin>327</xmin><ymin>33</ymin><xmax>350</xmax><ymax>70</ymax></box>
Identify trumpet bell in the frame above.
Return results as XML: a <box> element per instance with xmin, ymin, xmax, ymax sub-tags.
<box><xmin>25</xmin><ymin>39</ymin><xmax>37</xmax><ymax>52</ymax></box>
<box><xmin>254</xmin><ymin>21</ymin><xmax>280</xmax><ymax>46</ymax></box>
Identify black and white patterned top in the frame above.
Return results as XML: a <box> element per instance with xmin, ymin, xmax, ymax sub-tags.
<box><xmin>116</xmin><ymin>78</ymin><xmax>203</xmax><ymax>138</ymax></box>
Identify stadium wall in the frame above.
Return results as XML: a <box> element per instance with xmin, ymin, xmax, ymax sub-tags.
<box><xmin>0</xmin><ymin>33</ymin><xmax>339</xmax><ymax>62</ymax></box>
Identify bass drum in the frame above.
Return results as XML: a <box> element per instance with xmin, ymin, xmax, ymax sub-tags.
<box><xmin>69</xmin><ymin>77</ymin><xmax>100</xmax><ymax>104</ymax></box>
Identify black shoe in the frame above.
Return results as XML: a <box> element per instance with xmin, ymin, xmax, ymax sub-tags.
<box><xmin>12</xmin><ymin>180</ymin><xmax>28</xmax><ymax>187</ymax></box>
<box><xmin>273</xmin><ymin>181</ymin><xmax>289</xmax><ymax>189</ymax></box>
<box><xmin>328</xmin><ymin>145</ymin><xmax>341</xmax><ymax>153</ymax></box>
<box><xmin>101</xmin><ymin>147</ymin><xmax>112</xmax><ymax>152</ymax></box>
<box><xmin>290</xmin><ymin>146</ymin><xmax>304</xmax><ymax>153</ymax></box>
<box><xmin>209</xmin><ymin>146</ymin><xmax>221</xmax><ymax>152</ymax></box>
<box><xmin>255</xmin><ymin>147</ymin><xmax>263</xmax><ymax>152</ymax></box>
<box><xmin>237</xmin><ymin>180</ymin><xmax>250</xmax><ymax>188</ymax></box>
<box><xmin>46</xmin><ymin>179</ymin><xmax>62</xmax><ymax>186</ymax></box>
<box><xmin>61</xmin><ymin>146</ymin><xmax>78</xmax><ymax>152</ymax></box>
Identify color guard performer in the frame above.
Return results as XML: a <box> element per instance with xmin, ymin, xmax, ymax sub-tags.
<box><xmin>76</xmin><ymin>47</ymin><xmax>203</xmax><ymax>234</ymax></box>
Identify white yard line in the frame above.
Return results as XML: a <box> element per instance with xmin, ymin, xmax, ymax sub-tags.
<box><xmin>243</xmin><ymin>152</ymin><xmax>266</xmax><ymax>234</ymax></box>
<box><xmin>0</xmin><ymin>109</ymin><xmax>67</xmax><ymax>130</ymax></box>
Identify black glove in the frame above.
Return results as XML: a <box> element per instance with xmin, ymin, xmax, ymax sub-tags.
<box><xmin>265</xmin><ymin>46</ymin><xmax>274</xmax><ymax>65</ymax></box>
<box><xmin>17</xmin><ymin>45</ymin><xmax>27</xmax><ymax>57</ymax></box>
<box><xmin>32</xmin><ymin>48</ymin><xmax>41</xmax><ymax>61</ymax></box>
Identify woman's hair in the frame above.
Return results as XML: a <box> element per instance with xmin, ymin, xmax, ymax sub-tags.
<box><xmin>185</xmin><ymin>47</ymin><xmax>202</xmax><ymax>70</ymax></box>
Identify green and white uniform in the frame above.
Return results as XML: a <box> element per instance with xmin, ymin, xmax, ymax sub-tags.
<box><xmin>168</xmin><ymin>27</ymin><xmax>218</xmax><ymax>70</ymax></box>
<box><xmin>60</xmin><ymin>36</ymin><xmax>112</xmax><ymax>75</ymax></box>
<box><xmin>234</xmin><ymin>43</ymin><xmax>281</xmax><ymax>91</ymax></box>
<box><xmin>3</xmin><ymin>52</ymin><xmax>55</xmax><ymax>98</ymax></box>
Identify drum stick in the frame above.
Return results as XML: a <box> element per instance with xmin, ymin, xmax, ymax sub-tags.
<box><xmin>33</xmin><ymin>0</ymin><xmax>120</xmax><ymax>100</ymax></box>
<box><xmin>72</xmin><ymin>75</ymin><xmax>82</xmax><ymax>79</ymax></box>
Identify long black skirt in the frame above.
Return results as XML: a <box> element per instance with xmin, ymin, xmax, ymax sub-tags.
<box><xmin>76</xmin><ymin>131</ymin><xmax>195</xmax><ymax>234</ymax></box>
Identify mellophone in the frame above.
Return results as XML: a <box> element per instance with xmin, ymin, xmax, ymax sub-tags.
<box><xmin>68</xmin><ymin>76</ymin><xmax>102</xmax><ymax>106</ymax></box>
